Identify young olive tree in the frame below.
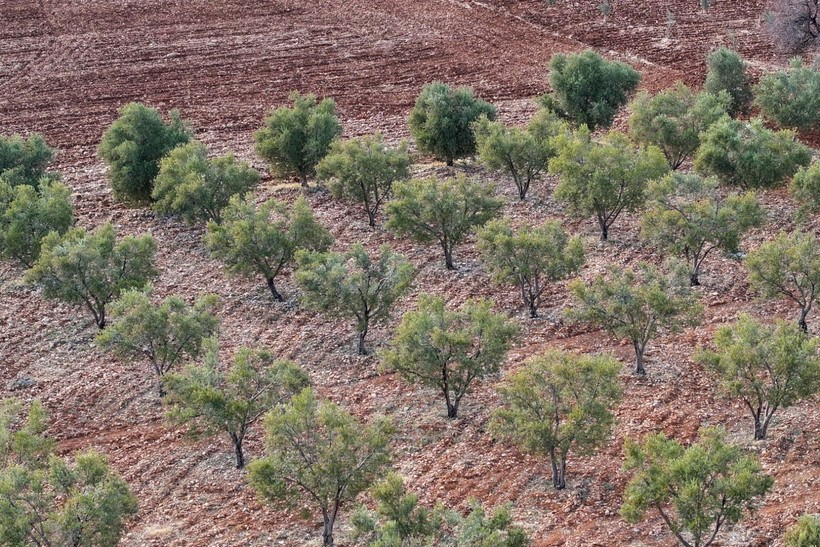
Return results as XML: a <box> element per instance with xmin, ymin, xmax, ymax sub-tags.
<box><xmin>785</xmin><ymin>515</ymin><xmax>820</xmax><ymax>547</ymax></box>
<box><xmin>621</xmin><ymin>428</ymin><xmax>773</xmax><ymax>547</ymax></box>
<box><xmin>755</xmin><ymin>58</ymin><xmax>820</xmax><ymax>132</ymax></box>
<box><xmin>0</xmin><ymin>180</ymin><xmax>74</xmax><ymax>267</ymax></box>
<box><xmin>381</xmin><ymin>294</ymin><xmax>517</xmax><ymax>418</ymax></box>
<box><xmin>746</xmin><ymin>230</ymin><xmax>820</xmax><ymax>332</ymax></box>
<box><xmin>205</xmin><ymin>194</ymin><xmax>332</xmax><ymax>301</ymax></box>
<box><xmin>790</xmin><ymin>162</ymin><xmax>820</xmax><ymax>215</ymax></box>
<box><xmin>385</xmin><ymin>175</ymin><xmax>502</xmax><ymax>270</ymax></box>
<box><xmin>550</xmin><ymin>127</ymin><xmax>669</xmax><ymax>241</ymax></box>
<box><xmin>316</xmin><ymin>134</ymin><xmax>411</xmax><ymax>226</ymax></box>
<box><xmin>98</xmin><ymin>102</ymin><xmax>192</xmax><ymax>203</ymax></box>
<box><xmin>0</xmin><ymin>399</ymin><xmax>138</xmax><ymax>547</ymax></box>
<box><xmin>541</xmin><ymin>49</ymin><xmax>640</xmax><ymax>131</ymax></box>
<box><xmin>694</xmin><ymin>117</ymin><xmax>812</xmax><ymax>189</ymax></box>
<box><xmin>25</xmin><ymin>223</ymin><xmax>157</xmax><ymax>329</ymax></box>
<box><xmin>628</xmin><ymin>83</ymin><xmax>730</xmax><ymax>169</ymax></box>
<box><xmin>473</xmin><ymin>110</ymin><xmax>566</xmax><ymax>200</ymax></box>
<box><xmin>254</xmin><ymin>92</ymin><xmax>342</xmax><ymax>188</ymax></box>
<box><xmin>0</xmin><ymin>133</ymin><xmax>58</xmax><ymax>188</ymax></box>
<box><xmin>95</xmin><ymin>289</ymin><xmax>220</xmax><ymax>397</ymax></box>
<box><xmin>697</xmin><ymin>315</ymin><xmax>820</xmax><ymax>440</ymax></box>
<box><xmin>152</xmin><ymin>140</ymin><xmax>260</xmax><ymax>224</ymax></box>
<box><xmin>641</xmin><ymin>173</ymin><xmax>765</xmax><ymax>286</ymax></box>
<box><xmin>478</xmin><ymin>218</ymin><xmax>584</xmax><ymax>318</ymax></box>
<box><xmin>165</xmin><ymin>339</ymin><xmax>310</xmax><ymax>468</ymax></box>
<box><xmin>408</xmin><ymin>82</ymin><xmax>496</xmax><ymax>166</ymax></box>
<box><xmin>491</xmin><ymin>350</ymin><xmax>622</xmax><ymax>490</ymax></box>
<box><xmin>294</xmin><ymin>244</ymin><xmax>414</xmax><ymax>355</ymax></box>
<box><xmin>568</xmin><ymin>263</ymin><xmax>701</xmax><ymax>375</ymax></box>
<box><xmin>704</xmin><ymin>47</ymin><xmax>753</xmax><ymax>117</ymax></box>
<box><xmin>247</xmin><ymin>388</ymin><xmax>393</xmax><ymax>547</ymax></box>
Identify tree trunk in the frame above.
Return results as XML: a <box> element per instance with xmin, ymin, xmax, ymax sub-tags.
<box><xmin>231</xmin><ymin>434</ymin><xmax>245</xmax><ymax>468</ymax></box>
<box><xmin>157</xmin><ymin>376</ymin><xmax>166</xmax><ymax>398</ymax></box>
<box><xmin>753</xmin><ymin>417</ymin><xmax>768</xmax><ymax>440</ymax></box>
<box><xmin>550</xmin><ymin>453</ymin><xmax>566</xmax><ymax>490</ymax></box>
<box><xmin>443</xmin><ymin>244</ymin><xmax>456</xmax><ymax>270</ymax></box>
<box><xmin>690</xmin><ymin>271</ymin><xmax>700</xmax><ymax>287</ymax></box>
<box><xmin>446</xmin><ymin>158</ymin><xmax>454</xmax><ymax>167</ymax></box>
<box><xmin>599</xmin><ymin>221</ymin><xmax>609</xmax><ymax>242</ymax></box>
<box><xmin>300</xmin><ymin>173</ymin><xmax>309</xmax><ymax>188</ymax></box>
<box><xmin>266</xmin><ymin>277</ymin><xmax>283</xmax><ymax>301</ymax></box>
<box><xmin>528</xmin><ymin>300</ymin><xmax>538</xmax><ymax>319</ymax></box>
<box><xmin>798</xmin><ymin>307</ymin><xmax>809</xmax><ymax>332</ymax></box>
<box><xmin>634</xmin><ymin>341</ymin><xmax>646</xmax><ymax>375</ymax></box>
<box><xmin>357</xmin><ymin>326</ymin><xmax>368</xmax><ymax>356</ymax></box>
<box><xmin>366</xmin><ymin>208</ymin><xmax>377</xmax><ymax>227</ymax></box>
<box><xmin>322</xmin><ymin>508</ymin><xmax>336</xmax><ymax>546</ymax></box>
<box><xmin>446</xmin><ymin>400</ymin><xmax>459</xmax><ymax>419</ymax></box>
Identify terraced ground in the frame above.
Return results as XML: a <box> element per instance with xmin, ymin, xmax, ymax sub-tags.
<box><xmin>1</xmin><ymin>1</ymin><xmax>817</xmax><ymax>545</ymax></box>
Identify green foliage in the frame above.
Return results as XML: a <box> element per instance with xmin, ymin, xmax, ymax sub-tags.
<box><xmin>755</xmin><ymin>58</ymin><xmax>820</xmax><ymax>131</ymax></box>
<box><xmin>0</xmin><ymin>133</ymin><xmax>58</xmax><ymax>188</ymax></box>
<box><xmin>381</xmin><ymin>294</ymin><xmax>517</xmax><ymax>418</ymax></box>
<box><xmin>25</xmin><ymin>223</ymin><xmax>157</xmax><ymax>329</ymax></box>
<box><xmin>568</xmin><ymin>263</ymin><xmax>701</xmax><ymax>374</ymax></box>
<box><xmin>0</xmin><ymin>180</ymin><xmax>74</xmax><ymax>267</ymax></box>
<box><xmin>785</xmin><ymin>514</ymin><xmax>820</xmax><ymax>547</ymax></box>
<box><xmin>697</xmin><ymin>315</ymin><xmax>820</xmax><ymax>440</ymax></box>
<box><xmin>790</xmin><ymin>162</ymin><xmax>820</xmax><ymax>216</ymax></box>
<box><xmin>294</xmin><ymin>244</ymin><xmax>414</xmax><ymax>355</ymax></box>
<box><xmin>694</xmin><ymin>116</ymin><xmax>812</xmax><ymax>189</ymax></box>
<box><xmin>385</xmin><ymin>175</ymin><xmax>503</xmax><ymax>269</ymax></box>
<box><xmin>248</xmin><ymin>388</ymin><xmax>393</xmax><ymax>547</ymax></box>
<box><xmin>151</xmin><ymin>140</ymin><xmax>260</xmax><ymax>225</ymax></box>
<box><xmin>408</xmin><ymin>82</ymin><xmax>497</xmax><ymax>166</ymax></box>
<box><xmin>316</xmin><ymin>134</ymin><xmax>411</xmax><ymax>226</ymax></box>
<box><xmin>704</xmin><ymin>47</ymin><xmax>753</xmax><ymax>117</ymax></box>
<box><xmin>541</xmin><ymin>49</ymin><xmax>640</xmax><ymax>131</ymax></box>
<box><xmin>165</xmin><ymin>339</ymin><xmax>310</xmax><ymax>468</ymax></box>
<box><xmin>621</xmin><ymin>427</ymin><xmax>773</xmax><ymax>547</ymax></box>
<box><xmin>642</xmin><ymin>173</ymin><xmax>765</xmax><ymax>286</ymax></box>
<box><xmin>95</xmin><ymin>289</ymin><xmax>220</xmax><ymax>397</ymax></box>
<box><xmin>0</xmin><ymin>400</ymin><xmax>138</xmax><ymax>547</ymax></box>
<box><xmin>351</xmin><ymin>473</ymin><xmax>529</xmax><ymax>547</ymax></box>
<box><xmin>254</xmin><ymin>92</ymin><xmax>342</xmax><ymax>187</ymax></box>
<box><xmin>746</xmin><ymin>230</ymin><xmax>820</xmax><ymax>331</ymax></box>
<box><xmin>205</xmin><ymin>194</ymin><xmax>332</xmax><ymax>301</ymax></box>
<box><xmin>473</xmin><ymin>110</ymin><xmax>566</xmax><ymax>199</ymax></box>
<box><xmin>491</xmin><ymin>350</ymin><xmax>622</xmax><ymax>490</ymax></box>
<box><xmin>478</xmin><ymin>218</ymin><xmax>584</xmax><ymax>318</ymax></box>
<box><xmin>628</xmin><ymin>83</ymin><xmax>730</xmax><ymax>169</ymax></box>
<box><xmin>98</xmin><ymin>102</ymin><xmax>192</xmax><ymax>203</ymax></box>
<box><xmin>550</xmin><ymin>127</ymin><xmax>669</xmax><ymax>241</ymax></box>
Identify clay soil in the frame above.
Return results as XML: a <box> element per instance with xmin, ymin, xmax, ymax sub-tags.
<box><xmin>0</xmin><ymin>0</ymin><xmax>817</xmax><ymax>546</ymax></box>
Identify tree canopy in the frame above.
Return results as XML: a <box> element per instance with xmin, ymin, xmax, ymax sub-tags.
<box><xmin>0</xmin><ymin>133</ymin><xmax>58</xmax><ymax>188</ymax></box>
<box><xmin>704</xmin><ymin>47</ymin><xmax>753</xmax><ymax>117</ymax></box>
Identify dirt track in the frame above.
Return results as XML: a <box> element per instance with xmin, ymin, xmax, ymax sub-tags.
<box><xmin>1</xmin><ymin>1</ymin><xmax>817</xmax><ymax>546</ymax></box>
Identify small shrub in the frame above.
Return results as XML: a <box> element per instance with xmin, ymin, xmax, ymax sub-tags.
<box><xmin>704</xmin><ymin>46</ymin><xmax>753</xmax><ymax>117</ymax></box>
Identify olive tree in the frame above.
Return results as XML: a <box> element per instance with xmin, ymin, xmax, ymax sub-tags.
<box><xmin>746</xmin><ymin>230</ymin><xmax>820</xmax><ymax>332</ymax></box>
<box><xmin>0</xmin><ymin>133</ymin><xmax>58</xmax><ymax>187</ymax></box>
<box><xmin>254</xmin><ymin>92</ymin><xmax>342</xmax><ymax>187</ymax></box>
<box><xmin>622</xmin><ymin>427</ymin><xmax>773</xmax><ymax>547</ymax></box>
<box><xmin>205</xmin><ymin>194</ymin><xmax>332</xmax><ymax>301</ymax></box>
<box><xmin>694</xmin><ymin>117</ymin><xmax>811</xmax><ymax>189</ymax></box>
<box><xmin>385</xmin><ymin>175</ymin><xmax>502</xmax><ymax>270</ymax></box>
<box><xmin>98</xmin><ymin>102</ymin><xmax>192</xmax><ymax>203</ymax></box>
<box><xmin>165</xmin><ymin>339</ymin><xmax>310</xmax><ymax>468</ymax></box>
<box><xmin>247</xmin><ymin>388</ymin><xmax>393</xmax><ymax>547</ymax></box>
<box><xmin>473</xmin><ymin>109</ymin><xmax>566</xmax><ymax>200</ymax></box>
<box><xmin>95</xmin><ymin>289</ymin><xmax>220</xmax><ymax>397</ymax></box>
<box><xmin>0</xmin><ymin>180</ymin><xmax>74</xmax><ymax>267</ymax></box>
<box><xmin>408</xmin><ymin>82</ymin><xmax>496</xmax><ymax>166</ymax></box>
<box><xmin>790</xmin><ymin>162</ymin><xmax>820</xmax><ymax>215</ymax></box>
<box><xmin>628</xmin><ymin>83</ymin><xmax>730</xmax><ymax>169</ymax></box>
<box><xmin>641</xmin><ymin>173</ymin><xmax>765</xmax><ymax>286</ymax></box>
<box><xmin>568</xmin><ymin>263</ymin><xmax>701</xmax><ymax>375</ymax></box>
<box><xmin>697</xmin><ymin>315</ymin><xmax>820</xmax><ymax>440</ymax></box>
<box><xmin>0</xmin><ymin>399</ymin><xmax>138</xmax><ymax>547</ymax></box>
<box><xmin>152</xmin><ymin>140</ymin><xmax>260</xmax><ymax>224</ymax></box>
<box><xmin>765</xmin><ymin>0</ymin><xmax>819</xmax><ymax>53</ymax></box>
<box><xmin>541</xmin><ymin>49</ymin><xmax>640</xmax><ymax>130</ymax></box>
<box><xmin>316</xmin><ymin>134</ymin><xmax>411</xmax><ymax>226</ymax></box>
<box><xmin>381</xmin><ymin>294</ymin><xmax>517</xmax><ymax>419</ymax></box>
<box><xmin>704</xmin><ymin>47</ymin><xmax>753</xmax><ymax>117</ymax></box>
<box><xmin>755</xmin><ymin>58</ymin><xmax>820</xmax><ymax>132</ymax></box>
<box><xmin>491</xmin><ymin>350</ymin><xmax>622</xmax><ymax>490</ymax></box>
<box><xmin>294</xmin><ymin>244</ymin><xmax>414</xmax><ymax>355</ymax></box>
<box><xmin>550</xmin><ymin>127</ymin><xmax>669</xmax><ymax>241</ymax></box>
<box><xmin>478</xmin><ymin>218</ymin><xmax>584</xmax><ymax>318</ymax></box>
<box><xmin>25</xmin><ymin>223</ymin><xmax>157</xmax><ymax>329</ymax></box>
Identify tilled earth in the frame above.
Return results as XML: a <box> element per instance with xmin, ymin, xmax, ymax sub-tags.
<box><xmin>1</xmin><ymin>1</ymin><xmax>818</xmax><ymax>545</ymax></box>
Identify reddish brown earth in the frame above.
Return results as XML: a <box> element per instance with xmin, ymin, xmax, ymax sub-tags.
<box><xmin>1</xmin><ymin>1</ymin><xmax>818</xmax><ymax>546</ymax></box>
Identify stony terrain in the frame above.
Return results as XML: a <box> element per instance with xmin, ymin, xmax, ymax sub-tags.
<box><xmin>0</xmin><ymin>1</ymin><xmax>817</xmax><ymax>545</ymax></box>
